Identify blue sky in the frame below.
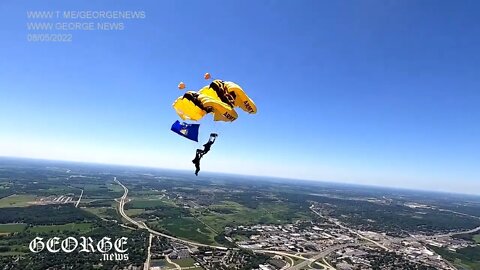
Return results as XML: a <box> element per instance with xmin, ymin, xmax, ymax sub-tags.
<box><xmin>0</xmin><ymin>1</ymin><xmax>479</xmax><ymax>194</ymax></box>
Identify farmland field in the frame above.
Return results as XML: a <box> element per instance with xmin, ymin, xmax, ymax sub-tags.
<box><xmin>0</xmin><ymin>223</ymin><xmax>27</xmax><ymax>234</ymax></box>
<box><xmin>0</xmin><ymin>195</ymin><xmax>36</xmax><ymax>208</ymax></box>
<box><xmin>27</xmin><ymin>222</ymin><xmax>94</xmax><ymax>233</ymax></box>
<box><xmin>474</xmin><ymin>234</ymin><xmax>480</xmax><ymax>244</ymax></box>
<box><xmin>150</xmin><ymin>217</ymin><xmax>216</xmax><ymax>244</ymax></box>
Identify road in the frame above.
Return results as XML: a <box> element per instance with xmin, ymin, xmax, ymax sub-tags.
<box><xmin>280</xmin><ymin>256</ymin><xmax>293</xmax><ymax>270</ymax></box>
<box><xmin>254</xmin><ymin>250</ymin><xmax>330</xmax><ymax>270</ymax></box>
<box><xmin>288</xmin><ymin>244</ymin><xmax>355</xmax><ymax>270</ymax></box>
<box><xmin>448</xmin><ymin>225</ymin><xmax>480</xmax><ymax>236</ymax></box>
<box><xmin>144</xmin><ymin>233</ymin><xmax>153</xmax><ymax>270</ymax></box>
<box><xmin>165</xmin><ymin>255</ymin><xmax>181</xmax><ymax>270</ymax></box>
<box><xmin>408</xmin><ymin>225</ymin><xmax>480</xmax><ymax>242</ymax></box>
<box><xmin>322</xmin><ymin>258</ymin><xmax>335</xmax><ymax>269</ymax></box>
<box><xmin>437</xmin><ymin>208</ymin><xmax>480</xmax><ymax>221</ymax></box>
<box><xmin>75</xmin><ymin>189</ymin><xmax>83</xmax><ymax>208</ymax></box>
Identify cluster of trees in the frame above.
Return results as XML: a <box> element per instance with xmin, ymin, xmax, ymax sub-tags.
<box><xmin>151</xmin><ymin>236</ymin><xmax>172</xmax><ymax>254</ymax></box>
<box><xmin>214</xmin><ymin>232</ymin><xmax>237</xmax><ymax>248</ymax></box>
<box><xmin>193</xmin><ymin>247</ymin><xmax>269</xmax><ymax>270</ymax></box>
<box><xmin>0</xmin><ymin>205</ymin><xmax>97</xmax><ymax>225</ymax></box>
<box><xmin>358</xmin><ymin>251</ymin><xmax>437</xmax><ymax>270</ymax></box>
<box><xmin>431</xmin><ymin>245</ymin><xmax>480</xmax><ymax>269</ymax></box>
<box><xmin>136</xmin><ymin>204</ymin><xmax>189</xmax><ymax>219</ymax></box>
<box><xmin>237</xmin><ymin>249</ymin><xmax>269</xmax><ymax>270</ymax></box>
<box><xmin>453</xmin><ymin>233</ymin><xmax>474</xmax><ymax>241</ymax></box>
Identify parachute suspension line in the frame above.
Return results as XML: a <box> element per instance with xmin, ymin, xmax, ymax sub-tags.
<box><xmin>213</xmin><ymin>119</ymin><xmax>218</xmax><ymax>135</ymax></box>
<box><xmin>212</xmin><ymin>119</ymin><xmax>226</xmax><ymax>140</ymax></box>
<box><xmin>197</xmin><ymin>119</ymin><xmax>209</xmax><ymax>148</ymax></box>
<box><xmin>210</xmin><ymin>116</ymin><xmax>221</xmax><ymax>142</ymax></box>
<box><xmin>198</xmin><ymin>115</ymin><xmax>214</xmax><ymax>148</ymax></box>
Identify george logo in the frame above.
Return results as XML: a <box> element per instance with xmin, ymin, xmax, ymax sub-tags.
<box><xmin>29</xmin><ymin>236</ymin><xmax>129</xmax><ymax>261</ymax></box>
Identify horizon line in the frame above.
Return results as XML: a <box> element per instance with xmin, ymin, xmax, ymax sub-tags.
<box><xmin>0</xmin><ymin>154</ymin><xmax>478</xmax><ymax>198</ymax></box>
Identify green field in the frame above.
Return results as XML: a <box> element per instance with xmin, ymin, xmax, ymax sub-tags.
<box><xmin>125</xmin><ymin>208</ymin><xmax>146</xmax><ymax>217</ymax></box>
<box><xmin>0</xmin><ymin>251</ymin><xmax>26</xmax><ymax>256</ymax></box>
<box><xmin>106</xmin><ymin>183</ymin><xmax>124</xmax><ymax>193</ymax></box>
<box><xmin>473</xmin><ymin>234</ymin><xmax>480</xmax><ymax>244</ymax></box>
<box><xmin>151</xmin><ymin>259</ymin><xmax>176</xmax><ymax>268</ymax></box>
<box><xmin>0</xmin><ymin>242</ymin><xmax>31</xmax><ymax>255</ymax></box>
<box><xmin>0</xmin><ymin>223</ymin><xmax>27</xmax><ymax>233</ymax></box>
<box><xmin>70</xmin><ymin>183</ymin><xmax>105</xmax><ymax>191</ymax></box>
<box><xmin>173</xmin><ymin>258</ymin><xmax>197</xmax><ymax>267</ymax></box>
<box><xmin>0</xmin><ymin>194</ymin><xmax>36</xmax><ymax>208</ymax></box>
<box><xmin>151</xmin><ymin>217</ymin><xmax>216</xmax><ymax>244</ymax></box>
<box><xmin>431</xmin><ymin>246</ymin><xmax>480</xmax><ymax>270</ymax></box>
<box><xmin>198</xmin><ymin>200</ymin><xmax>312</xmax><ymax>233</ymax></box>
<box><xmin>127</xmin><ymin>199</ymin><xmax>171</xmax><ymax>209</ymax></box>
<box><xmin>27</xmin><ymin>222</ymin><xmax>94</xmax><ymax>233</ymax></box>
<box><xmin>83</xmin><ymin>207</ymin><xmax>117</xmax><ymax>219</ymax></box>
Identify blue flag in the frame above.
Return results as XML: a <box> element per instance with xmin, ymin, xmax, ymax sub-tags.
<box><xmin>171</xmin><ymin>120</ymin><xmax>200</xmax><ymax>142</ymax></box>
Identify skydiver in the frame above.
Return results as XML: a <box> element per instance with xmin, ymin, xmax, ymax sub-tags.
<box><xmin>192</xmin><ymin>133</ymin><xmax>218</xmax><ymax>176</ymax></box>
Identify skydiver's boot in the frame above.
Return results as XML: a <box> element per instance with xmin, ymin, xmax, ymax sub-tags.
<box><xmin>211</xmin><ymin>133</ymin><xmax>218</xmax><ymax>137</ymax></box>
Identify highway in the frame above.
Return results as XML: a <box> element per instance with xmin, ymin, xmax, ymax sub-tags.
<box><xmin>322</xmin><ymin>258</ymin><xmax>335</xmax><ymax>269</ymax></box>
<box><xmin>438</xmin><ymin>208</ymin><xmax>480</xmax><ymax>221</ymax></box>
<box><xmin>253</xmin><ymin>250</ymin><xmax>330</xmax><ymax>270</ymax></box>
<box><xmin>75</xmin><ymin>189</ymin><xmax>83</xmax><ymax>208</ymax></box>
<box><xmin>287</xmin><ymin>244</ymin><xmax>353</xmax><ymax>270</ymax></box>
<box><xmin>407</xmin><ymin>225</ymin><xmax>480</xmax><ymax>242</ymax></box>
<box><xmin>280</xmin><ymin>255</ymin><xmax>294</xmax><ymax>269</ymax></box>
<box><xmin>448</xmin><ymin>225</ymin><xmax>480</xmax><ymax>236</ymax></box>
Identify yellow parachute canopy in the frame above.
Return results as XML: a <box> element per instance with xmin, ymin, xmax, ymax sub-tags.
<box><xmin>199</xmin><ymin>80</ymin><xmax>257</xmax><ymax>114</ymax></box>
<box><xmin>172</xmin><ymin>92</ymin><xmax>206</xmax><ymax>121</ymax></box>
<box><xmin>172</xmin><ymin>91</ymin><xmax>238</xmax><ymax>122</ymax></box>
<box><xmin>224</xmin><ymin>81</ymin><xmax>257</xmax><ymax>114</ymax></box>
